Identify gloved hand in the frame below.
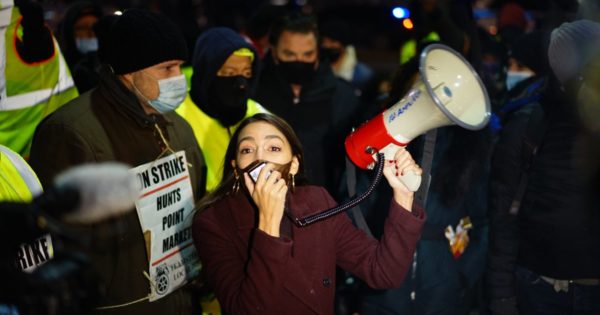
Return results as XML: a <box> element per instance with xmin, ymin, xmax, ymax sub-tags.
<box><xmin>15</xmin><ymin>0</ymin><xmax>44</xmax><ymax>31</ymax></box>
<box><xmin>13</xmin><ymin>0</ymin><xmax>54</xmax><ymax>63</ymax></box>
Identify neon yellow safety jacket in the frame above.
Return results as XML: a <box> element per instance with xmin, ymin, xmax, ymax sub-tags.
<box><xmin>0</xmin><ymin>144</ymin><xmax>41</xmax><ymax>201</ymax></box>
<box><xmin>0</xmin><ymin>144</ymin><xmax>54</xmax><ymax>272</ymax></box>
<box><xmin>176</xmin><ymin>95</ymin><xmax>266</xmax><ymax>192</ymax></box>
<box><xmin>0</xmin><ymin>1</ymin><xmax>78</xmax><ymax>157</ymax></box>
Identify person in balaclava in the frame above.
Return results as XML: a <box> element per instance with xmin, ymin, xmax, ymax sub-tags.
<box><xmin>57</xmin><ymin>1</ymin><xmax>103</xmax><ymax>93</ymax></box>
<box><xmin>176</xmin><ymin>27</ymin><xmax>266</xmax><ymax>192</ymax></box>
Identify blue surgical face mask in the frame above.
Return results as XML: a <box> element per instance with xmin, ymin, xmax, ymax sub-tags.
<box><xmin>75</xmin><ymin>37</ymin><xmax>98</xmax><ymax>54</ymax></box>
<box><xmin>134</xmin><ymin>74</ymin><xmax>187</xmax><ymax>113</ymax></box>
<box><xmin>506</xmin><ymin>71</ymin><xmax>533</xmax><ymax>91</ymax></box>
<box><xmin>148</xmin><ymin>74</ymin><xmax>187</xmax><ymax>113</ymax></box>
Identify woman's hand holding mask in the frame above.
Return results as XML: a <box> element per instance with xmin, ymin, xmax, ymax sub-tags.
<box><xmin>243</xmin><ymin>163</ymin><xmax>288</xmax><ymax>237</ymax></box>
<box><xmin>383</xmin><ymin>148</ymin><xmax>422</xmax><ymax>211</ymax></box>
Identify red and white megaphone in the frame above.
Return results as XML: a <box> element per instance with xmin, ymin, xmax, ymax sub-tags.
<box><xmin>345</xmin><ymin>44</ymin><xmax>491</xmax><ymax>191</ymax></box>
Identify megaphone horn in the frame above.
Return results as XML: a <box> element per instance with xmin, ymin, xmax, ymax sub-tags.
<box><xmin>345</xmin><ymin>43</ymin><xmax>491</xmax><ymax>191</ymax></box>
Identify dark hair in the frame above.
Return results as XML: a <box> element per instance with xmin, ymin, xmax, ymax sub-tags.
<box><xmin>197</xmin><ymin>113</ymin><xmax>306</xmax><ymax>210</ymax></box>
<box><xmin>268</xmin><ymin>12</ymin><xmax>319</xmax><ymax>47</ymax></box>
<box><xmin>245</xmin><ymin>4</ymin><xmax>288</xmax><ymax>39</ymax></box>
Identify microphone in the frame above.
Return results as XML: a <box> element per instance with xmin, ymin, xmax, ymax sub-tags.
<box><xmin>47</xmin><ymin>162</ymin><xmax>141</xmax><ymax>224</ymax></box>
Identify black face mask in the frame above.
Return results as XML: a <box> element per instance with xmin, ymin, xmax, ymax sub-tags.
<box><xmin>207</xmin><ymin>76</ymin><xmax>250</xmax><ymax>127</ymax></box>
<box><xmin>320</xmin><ymin>47</ymin><xmax>343</xmax><ymax>63</ymax></box>
<box><xmin>276</xmin><ymin>60</ymin><xmax>316</xmax><ymax>85</ymax></box>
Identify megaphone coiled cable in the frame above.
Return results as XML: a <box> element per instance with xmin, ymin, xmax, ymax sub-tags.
<box><xmin>289</xmin><ymin>153</ymin><xmax>385</xmax><ymax>227</ymax></box>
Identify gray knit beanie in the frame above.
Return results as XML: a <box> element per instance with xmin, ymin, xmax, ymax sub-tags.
<box><xmin>548</xmin><ymin>19</ymin><xmax>600</xmax><ymax>84</ymax></box>
<box><xmin>577</xmin><ymin>0</ymin><xmax>600</xmax><ymax>22</ymax></box>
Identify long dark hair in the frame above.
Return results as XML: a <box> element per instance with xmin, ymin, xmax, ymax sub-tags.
<box><xmin>197</xmin><ymin>113</ymin><xmax>306</xmax><ymax>210</ymax></box>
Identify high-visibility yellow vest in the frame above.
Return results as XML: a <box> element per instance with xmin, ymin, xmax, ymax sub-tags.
<box><xmin>0</xmin><ymin>144</ymin><xmax>41</xmax><ymax>201</ymax></box>
<box><xmin>0</xmin><ymin>2</ymin><xmax>78</xmax><ymax>158</ymax></box>
<box><xmin>400</xmin><ymin>31</ymin><xmax>441</xmax><ymax>65</ymax></box>
<box><xmin>176</xmin><ymin>96</ymin><xmax>267</xmax><ymax>192</ymax></box>
<box><xmin>0</xmin><ymin>144</ymin><xmax>54</xmax><ymax>273</ymax></box>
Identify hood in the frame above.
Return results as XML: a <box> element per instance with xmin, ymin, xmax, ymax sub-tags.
<box><xmin>58</xmin><ymin>1</ymin><xmax>102</xmax><ymax>65</ymax></box>
<box><xmin>190</xmin><ymin>27</ymin><xmax>260</xmax><ymax>111</ymax></box>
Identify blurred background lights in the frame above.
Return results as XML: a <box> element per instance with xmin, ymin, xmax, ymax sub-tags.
<box><xmin>392</xmin><ymin>6</ymin><xmax>409</xmax><ymax>19</ymax></box>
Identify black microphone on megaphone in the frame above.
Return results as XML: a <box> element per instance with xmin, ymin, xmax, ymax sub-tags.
<box><xmin>292</xmin><ymin>44</ymin><xmax>491</xmax><ymax>226</ymax></box>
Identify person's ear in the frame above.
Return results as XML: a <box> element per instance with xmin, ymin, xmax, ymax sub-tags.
<box><xmin>230</xmin><ymin>159</ymin><xmax>237</xmax><ymax>170</ymax></box>
<box><xmin>289</xmin><ymin>156</ymin><xmax>300</xmax><ymax>175</ymax></box>
<box><xmin>119</xmin><ymin>72</ymin><xmax>134</xmax><ymax>88</ymax></box>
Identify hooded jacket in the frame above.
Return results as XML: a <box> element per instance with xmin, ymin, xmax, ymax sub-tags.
<box><xmin>189</xmin><ymin>27</ymin><xmax>261</xmax><ymax>123</ymax></box>
<box><xmin>178</xmin><ymin>27</ymin><xmax>266</xmax><ymax>192</ymax></box>
<box><xmin>58</xmin><ymin>1</ymin><xmax>102</xmax><ymax>66</ymax></box>
<box><xmin>57</xmin><ymin>1</ymin><xmax>102</xmax><ymax>93</ymax></box>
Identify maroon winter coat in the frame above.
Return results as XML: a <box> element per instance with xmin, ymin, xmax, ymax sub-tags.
<box><xmin>193</xmin><ymin>185</ymin><xmax>425</xmax><ymax>315</ymax></box>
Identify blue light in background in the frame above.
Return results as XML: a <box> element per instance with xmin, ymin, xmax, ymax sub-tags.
<box><xmin>392</xmin><ymin>6</ymin><xmax>409</xmax><ymax>19</ymax></box>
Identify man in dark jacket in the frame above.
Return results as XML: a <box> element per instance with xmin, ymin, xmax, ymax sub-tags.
<box><xmin>488</xmin><ymin>20</ymin><xmax>600</xmax><ymax>315</ymax></box>
<box><xmin>29</xmin><ymin>9</ymin><xmax>206</xmax><ymax>315</ymax></box>
<box><xmin>253</xmin><ymin>12</ymin><xmax>360</xmax><ymax>198</ymax></box>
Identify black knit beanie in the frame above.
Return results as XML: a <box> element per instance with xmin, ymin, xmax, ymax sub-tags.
<box><xmin>106</xmin><ymin>9</ymin><xmax>188</xmax><ymax>75</ymax></box>
<box><xmin>509</xmin><ymin>31</ymin><xmax>550</xmax><ymax>76</ymax></box>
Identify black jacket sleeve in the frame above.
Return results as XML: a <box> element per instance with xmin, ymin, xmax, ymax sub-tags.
<box><xmin>487</xmin><ymin>107</ymin><xmax>534</xmax><ymax>300</ymax></box>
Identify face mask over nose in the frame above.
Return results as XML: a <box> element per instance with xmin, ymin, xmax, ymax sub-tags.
<box><xmin>135</xmin><ymin>74</ymin><xmax>187</xmax><ymax>113</ymax></box>
<box><xmin>505</xmin><ymin>71</ymin><xmax>534</xmax><ymax>91</ymax></box>
<box><xmin>276</xmin><ymin>60</ymin><xmax>316</xmax><ymax>85</ymax></box>
<box><xmin>75</xmin><ymin>37</ymin><xmax>98</xmax><ymax>54</ymax></box>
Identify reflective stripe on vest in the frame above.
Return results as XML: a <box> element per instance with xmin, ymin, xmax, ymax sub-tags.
<box><xmin>176</xmin><ymin>96</ymin><xmax>267</xmax><ymax>192</ymax></box>
<box><xmin>0</xmin><ymin>1</ymin><xmax>11</xmax><ymax>26</ymax></box>
<box><xmin>0</xmin><ymin>144</ymin><xmax>55</xmax><ymax>274</ymax></box>
<box><xmin>0</xmin><ymin>6</ymin><xmax>78</xmax><ymax>156</ymax></box>
<box><xmin>0</xmin><ymin>144</ymin><xmax>42</xmax><ymax>198</ymax></box>
<box><xmin>0</xmin><ymin>7</ymin><xmax>76</xmax><ymax>111</ymax></box>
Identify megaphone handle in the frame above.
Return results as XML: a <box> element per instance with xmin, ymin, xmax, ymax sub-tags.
<box><xmin>399</xmin><ymin>171</ymin><xmax>422</xmax><ymax>192</ymax></box>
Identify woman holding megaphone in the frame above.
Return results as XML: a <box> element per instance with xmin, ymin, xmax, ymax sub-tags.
<box><xmin>192</xmin><ymin>113</ymin><xmax>425</xmax><ymax>315</ymax></box>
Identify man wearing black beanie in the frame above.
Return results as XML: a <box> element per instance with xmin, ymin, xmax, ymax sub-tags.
<box><xmin>29</xmin><ymin>9</ymin><xmax>206</xmax><ymax>315</ymax></box>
